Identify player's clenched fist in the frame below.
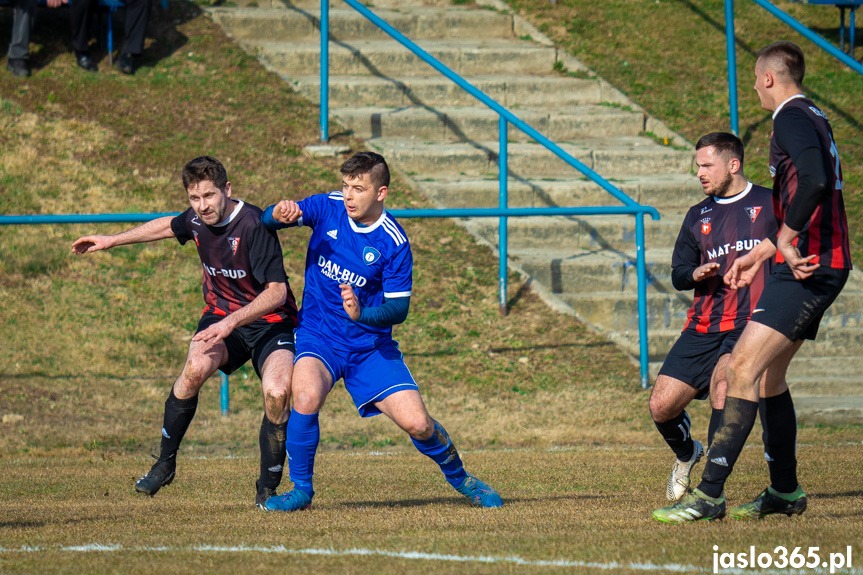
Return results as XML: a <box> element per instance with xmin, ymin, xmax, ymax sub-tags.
<box><xmin>339</xmin><ymin>283</ymin><xmax>361</xmax><ymax>321</ymax></box>
<box><xmin>272</xmin><ymin>200</ymin><xmax>303</xmax><ymax>225</ymax></box>
<box><xmin>71</xmin><ymin>235</ymin><xmax>114</xmax><ymax>254</ymax></box>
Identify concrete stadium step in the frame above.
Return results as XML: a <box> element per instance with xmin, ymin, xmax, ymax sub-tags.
<box><xmin>510</xmin><ymin>248</ymin><xmax>675</xmax><ymax>295</ymax></box>
<box><xmin>415</xmin><ymin>174</ymin><xmax>701</xmax><ymax>210</ymax></box>
<box><xmin>817</xmin><ymin>291</ymin><xmax>863</xmax><ymax>328</ymax></box>
<box><xmin>788</xmin><ymin>376</ymin><xmax>863</xmax><ymax>397</ymax></box>
<box><xmin>470</xmin><ymin>212</ymin><xmax>685</xmax><ymax>251</ymax></box>
<box><xmin>257</xmin><ymin>39</ymin><xmax>559</xmax><ymax>77</ymax></box>
<box><xmin>286</xmin><ymin>74</ymin><xmax>607</xmax><ymax>109</ymax></box>
<box><xmin>558</xmin><ymin>292</ymin><xmax>692</xmax><ymax>332</ymax></box>
<box><xmin>370</xmin><ymin>138</ymin><xmax>694</xmax><ymax>177</ymax></box>
<box><xmin>794</xmin><ymin>396</ymin><xmax>863</xmax><ymax>424</ymax></box>
<box><xmin>208</xmin><ymin>7</ymin><xmax>516</xmax><ymax>43</ymax></box>
<box><xmin>331</xmin><ymin>105</ymin><xmax>645</xmax><ymax>141</ymax></box>
<box><xmin>788</xmin><ymin>355</ymin><xmax>863</xmax><ymax>378</ymax></box>
<box><xmin>610</xmin><ymin>327</ymin><xmax>863</xmax><ymax>363</ymax></box>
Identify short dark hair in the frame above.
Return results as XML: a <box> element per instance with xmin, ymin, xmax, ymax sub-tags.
<box><xmin>695</xmin><ymin>132</ymin><xmax>744</xmax><ymax>165</ymax></box>
<box><xmin>340</xmin><ymin>152</ymin><xmax>390</xmax><ymax>190</ymax></box>
<box><xmin>182</xmin><ymin>156</ymin><xmax>228</xmax><ymax>191</ymax></box>
<box><xmin>757</xmin><ymin>41</ymin><xmax>805</xmax><ymax>88</ymax></box>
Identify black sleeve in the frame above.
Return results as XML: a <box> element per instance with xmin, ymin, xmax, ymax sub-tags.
<box><xmin>670</xmin><ymin>213</ymin><xmax>699</xmax><ymax>291</ymax></box>
<box><xmin>248</xmin><ymin>222</ymin><xmax>288</xmax><ymax>285</ymax></box>
<box><xmin>171</xmin><ymin>208</ymin><xmax>194</xmax><ymax>245</ymax></box>
<box><xmin>774</xmin><ymin>109</ymin><xmax>830</xmax><ymax>232</ymax></box>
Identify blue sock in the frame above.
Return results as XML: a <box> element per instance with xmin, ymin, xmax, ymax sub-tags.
<box><xmin>411</xmin><ymin>420</ymin><xmax>468</xmax><ymax>488</ymax></box>
<box><xmin>286</xmin><ymin>409</ymin><xmax>319</xmax><ymax>497</ymax></box>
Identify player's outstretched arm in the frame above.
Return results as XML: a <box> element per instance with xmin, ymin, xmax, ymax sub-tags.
<box><xmin>193</xmin><ymin>281</ymin><xmax>288</xmax><ymax>344</ymax></box>
<box><xmin>261</xmin><ymin>201</ymin><xmax>302</xmax><ymax>230</ymax></box>
<box><xmin>723</xmin><ymin>239</ymin><xmax>776</xmax><ymax>289</ymax></box>
<box><xmin>776</xmin><ymin>224</ymin><xmax>819</xmax><ymax>280</ymax></box>
<box><xmin>71</xmin><ymin>216</ymin><xmax>175</xmax><ymax>254</ymax></box>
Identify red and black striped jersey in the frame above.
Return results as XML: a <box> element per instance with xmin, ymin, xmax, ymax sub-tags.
<box><xmin>770</xmin><ymin>96</ymin><xmax>852</xmax><ymax>269</ymax></box>
<box><xmin>673</xmin><ymin>183</ymin><xmax>778</xmax><ymax>333</ymax></box>
<box><xmin>171</xmin><ymin>199</ymin><xmax>298</xmax><ymax>326</ymax></box>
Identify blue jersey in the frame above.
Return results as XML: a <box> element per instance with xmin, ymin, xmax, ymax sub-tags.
<box><xmin>293</xmin><ymin>191</ymin><xmax>412</xmax><ymax>351</ymax></box>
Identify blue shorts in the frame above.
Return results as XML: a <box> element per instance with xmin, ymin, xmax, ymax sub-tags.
<box><xmin>294</xmin><ymin>329</ymin><xmax>418</xmax><ymax>417</ymax></box>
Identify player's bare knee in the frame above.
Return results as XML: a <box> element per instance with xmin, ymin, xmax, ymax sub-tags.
<box><xmin>292</xmin><ymin>387</ymin><xmax>325</xmax><ymax>415</ymax></box>
<box><xmin>648</xmin><ymin>394</ymin><xmax>670</xmax><ymax>422</ymax></box>
<box><xmin>710</xmin><ymin>380</ymin><xmax>728</xmax><ymax>410</ymax></box>
<box><xmin>405</xmin><ymin>416</ymin><xmax>434</xmax><ymax>440</ymax></box>
<box><xmin>264</xmin><ymin>388</ymin><xmax>288</xmax><ymax>422</ymax></box>
<box><xmin>180</xmin><ymin>359</ymin><xmax>210</xmax><ymax>389</ymax></box>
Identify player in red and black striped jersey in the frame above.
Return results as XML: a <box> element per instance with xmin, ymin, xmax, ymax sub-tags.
<box><xmin>657</xmin><ymin>42</ymin><xmax>851</xmax><ymax>523</ymax></box>
<box><xmin>72</xmin><ymin>156</ymin><xmax>298</xmax><ymax>509</ymax></box>
<box><xmin>650</xmin><ymin>132</ymin><xmax>778</xmax><ymax>502</ymax></box>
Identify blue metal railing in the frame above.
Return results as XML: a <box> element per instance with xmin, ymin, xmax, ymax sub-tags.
<box><xmin>725</xmin><ymin>0</ymin><xmax>863</xmax><ymax>135</ymax></box>
<box><xmin>318</xmin><ymin>0</ymin><xmax>661</xmax><ymax>388</ymax></box>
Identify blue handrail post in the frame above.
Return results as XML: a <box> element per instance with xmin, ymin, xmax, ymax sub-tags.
<box><xmin>220</xmin><ymin>371</ymin><xmax>229</xmax><ymax>415</ymax></box>
<box><xmin>636</xmin><ymin>213</ymin><xmax>650</xmax><ymax>390</ymax></box>
<box><xmin>320</xmin><ymin>0</ymin><xmax>329</xmax><ymax>142</ymax></box>
<box><xmin>725</xmin><ymin>0</ymin><xmax>739</xmax><ymax>136</ymax></box>
<box><xmin>498</xmin><ymin>115</ymin><xmax>508</xmax><ymax>316</ymax></box>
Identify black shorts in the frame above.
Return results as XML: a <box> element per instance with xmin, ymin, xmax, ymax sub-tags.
<box><xmin>197</xmin><ymin>314</ymin><xmax>296</xmax><ymax>378</ymax></box>
<box><xmin>658</xmin><ymin>326</ymin><xmax>745</xmax><ymax>399</ymax></box>
<box><xmin>750</xmin><ymin>263</ymin><xmax>849</xmax><ymax>341</ymax></box>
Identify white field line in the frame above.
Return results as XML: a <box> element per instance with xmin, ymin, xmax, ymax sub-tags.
<box><xmin>0</xmin><ymin>544</ymin><xmax>860</xmax><ymax>574</ymax></box>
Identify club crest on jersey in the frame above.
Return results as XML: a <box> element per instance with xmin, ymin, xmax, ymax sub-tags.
<box><xmin>701</xmin><ymin>218</ymin><xmax>711</xmax><ymax>235</ymax></box>
<box><xmin>362</xmin><ymin>247</ymin><xmax>381</xmax><ymax>265</ymax></box>
<box><xmin>193</xmin><ymin>230</ymin><xmax>199</xmax><ymax>246</ymax></box>
<box><xmin>745</xmin><ymin>206</ymin><xmax>762</xmax><ymax>223</ymax></box>
<box><xmin>228</xmin><ymin>236</ymin><xmax>240</xmax><ymax>255</ymax></box>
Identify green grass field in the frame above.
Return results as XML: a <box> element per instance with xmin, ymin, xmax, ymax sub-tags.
<box><xmin>1</xmin><ymin>0</ymin><xmax>863</xmax><ymax>572</ymax></box>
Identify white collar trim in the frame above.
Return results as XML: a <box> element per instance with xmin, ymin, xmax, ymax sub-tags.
<box><xmin>348</xmin><ymin>209</ymin><xmax>387</xmax><ymax>234</ymax></box>
<box><xmin>772</xmin><ymin>94</ymin><xmax>805</xmax><ymax>119</ymax></box>
<box><xmin>714</xmin><ymin>182</ymin><xmax>753</xmax><ymax>205</ymax></box>
<box><xmin>213</xmin><ymin>200</ymin><xmax>244</xmax><ymax>227</ymax></box>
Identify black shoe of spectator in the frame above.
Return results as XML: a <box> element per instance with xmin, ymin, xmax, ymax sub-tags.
<box><xmin>75</xmin><ymin>51</ymin><xmax>98</xmax><ymax>72</ymax></box>
<box><xmin>6</xmin><ymin>58</ymin><xmax>30</xmax><ymax>77</ymax></box>
<box><xmin>117</xmin><ymin>52</ymin><xmax>136</xmax><ymax>75</ymax></box>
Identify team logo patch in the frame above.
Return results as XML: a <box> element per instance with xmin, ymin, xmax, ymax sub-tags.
<box><xmin>228</xmin><ymin>236</ymin><xmax>240</xmax><ymax>255</ymax></box>
<box><xmin>362</xmin><ymin>246</ymin><xmax>381</xmax><ymax>265</ymax></box>
<box><xmin>701</xmin><ymin>218</ymin><xmax>711</xmax><ymax>235</ymax></box>
<box><xmin>193</xmin><ymin>230</ymin><xmax>200</xmax><ymax>246</ymax></box>
<box><xmin>745</xmin><ymin>206</ymin><xmax>762</xmax><ymax>223</ymax></box>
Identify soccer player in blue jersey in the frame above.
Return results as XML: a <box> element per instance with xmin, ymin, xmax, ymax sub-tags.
<box><xmin>72</xmin><ymin>156</ymin><xmax>299</xmax><ymax>509</ymax></box>
<box><xmin>650</xmin><ymin>132</ymin><xmax>778</xmax><ymax>503</ymax></box>
<box><xmin>654</xmin><ymin>42</ymin><xmax>851</xmax><ymax>523</ymax></box>
<box><xmin>260</xmin><ymin>151</ymin><xmax>503</xmax><ymax>511</ymax></box>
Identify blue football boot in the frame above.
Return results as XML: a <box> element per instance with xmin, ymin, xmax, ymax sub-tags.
<box><xmin>455</xmin><ymin>474</ymin><xmax>503</xmax><ymax>508</ymax></box>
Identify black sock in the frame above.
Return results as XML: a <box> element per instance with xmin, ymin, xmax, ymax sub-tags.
<box><xmin>698</xmin><ymin>397</ymin><xmax>758</xmax><ymax>499</ymax></box>
<box><xmin>159</xmin><ymin>389</ymin><xmax>198</xmax><ymax>461</ymax></box>
<box><xmin>259</xmin><ymin>414</ymin><xmax>288</xmax><ymax>490</ymax></box>
<box><xmin>654</xmin><ymin>410</ymin><xmax>694</xmax><ymax>461</ymax></box>
<box><xmin>707</xmin><ymin>408</ymin><xmax>723</xmax><ymax>452</ymax></box>
<box><xmin>759</xmin><ymin>390</ymin><xmax>798</xmax><ymax>493</ymax></box>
